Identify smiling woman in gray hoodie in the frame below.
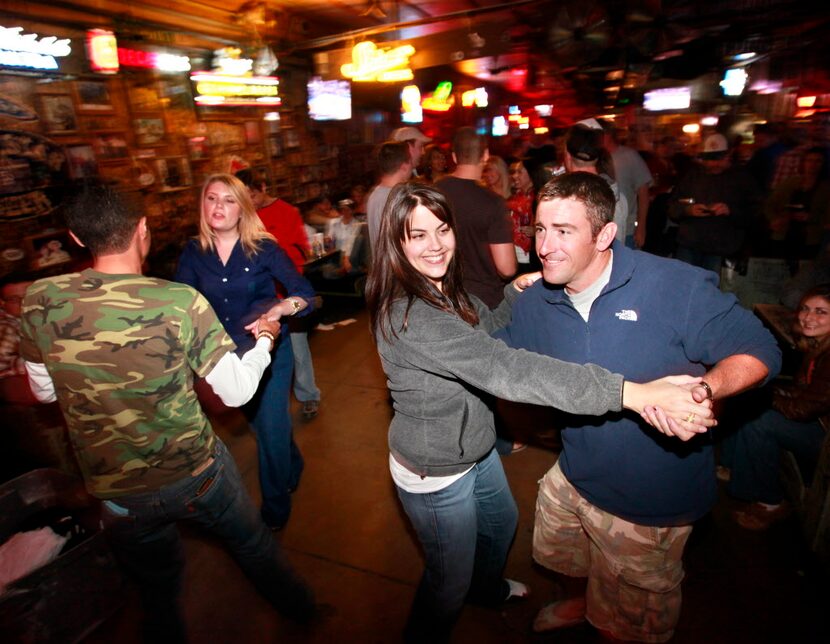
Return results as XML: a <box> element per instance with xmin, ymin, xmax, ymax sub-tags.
<box><xmin>365</xmin><ymin>181</ymin><xmax>712</xmax><ymax>644</ymax></box>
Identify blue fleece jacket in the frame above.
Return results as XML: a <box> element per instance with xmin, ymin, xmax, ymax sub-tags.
<box><xmin>495</xmin><ymin>243</ymin><xmax>781</xmax><ymax>525</ymax></box>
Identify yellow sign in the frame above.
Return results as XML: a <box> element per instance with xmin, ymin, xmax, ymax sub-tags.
<box><xmin>191</xmin><ymin>72</ymin><xmax>280</xmax><ymax>106</ymax></box>
<box><xmin>341</xmin><ymin>41</ymin><xmax>415</xmax><ymax>83</ymax></box>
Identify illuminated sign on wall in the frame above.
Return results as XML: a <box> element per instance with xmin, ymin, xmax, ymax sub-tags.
<box><xmin>213</xmin><ymin>47</ymin><xmax>253</xmax><ymax>76</ymax></box>
<box><xmin>119</xmin><ymin>48</ymin><xmax>191</xmax><ymax>72</ymax></box>
<box><xmin>401</xmin><ymin>84</ymin><xmax>423</xmax><ymax>123</ymax></box>
<box><xmin>87</xmin><ymin>30</ymin><xmax>191</xmax><ymax>74</ymax></box>
<box><xmin>461</xmin><ymin>87</ymin><xmax>488</xmax><ymax>108</ymax></box>
<box><xmin>0</xmin><ymin>25</ymin><xmax>71</xmax><ymax>70</ymax></box>
<box><xmin>643</xmin><ymin>87</ymin><xmax>691</xmax><ymax>111</ymax></box>
<box><xmin>491</xmin><ymin>116</ymin><xmax>508</xmax><ymax>137</ymax></box>
<box><xmin>341</xmin><ymin>41</ymin><xmax>415</xmax><ymax>82</ymax></box>
<box><xmin>720</xmin><ymin>68</ymin><xmax>748</xmax><ymax>96</ymax></box>
<box><xmin>191</xmin><ymin>72</ymin><xmax>280</xmax><ymax>106</ymax></box>
<box><xmin>422</xmin><ymin>81</ymin><xmax>454</xmax><ymax>112</ymax></box>
<box><xmin>87</xmin><ymin>29</ymin><xmax>118</xmax><ymax>73</ymax></box>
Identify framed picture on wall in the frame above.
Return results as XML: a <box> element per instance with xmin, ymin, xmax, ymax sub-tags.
<box><xmin>266</xmin><ymin>134</ymin><xmax>282</xmax><ymax>158</ymax></box>
<box><xmin>187</xmin><ymin>136</ymin><xmax>210</xmax><ymax>160</ymax></box>
<box><xmin>284</xmin><ymin>129</ymin><xmax>299</xmax><ymax>149</ymax></box>
<box><xmin>26</xmin><ymin>229</ymin><xmax>73</xmax><ymax>269</ymax></box>
<box><xmin>39</xmin><ymin>94</ymin><xmax>78</xmax><ymax>133</ymax></box>
<box><xmin>133</xmin><ymin>115</ymin><xmax>166</xmax><ymax>146</ymax></box>
<box><xmin>154</xmin><ymin>156</ymin><xmax>192</xmax><ymax>191</ymax></box>
<box><xmin>244</xmin><ymin>121</ymin><xmax>262</xmax><ymax>145</ymax></box>
<box><xmin>73</xmin><ymin>81</ymin><xmax>114</xmax><ymax>112</ymax></box>
<box><xmin>91</xmin><ymin>133</ymin><xmax>129</xmax><ymax>162</ymax></box>
<box><xmin>65</xmin><ymin>144</ymin><xmax>98</xmax><ymax>179</ymax></box>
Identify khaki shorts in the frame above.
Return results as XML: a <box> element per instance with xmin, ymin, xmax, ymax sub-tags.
<box><xmin>533</xmin><ymin>459</ymin><xmax>692</xmax><ymax>643</ymax></box>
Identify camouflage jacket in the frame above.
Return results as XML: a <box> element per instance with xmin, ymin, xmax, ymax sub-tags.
<box><xmin>20</xmin><ymin>270</ymin><xmax>235</xmax><ymax>498</ymax></box>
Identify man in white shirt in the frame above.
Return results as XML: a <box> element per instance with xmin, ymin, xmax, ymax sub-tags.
<box><xmin>325</xmin><ymin>198</ymin><xmax>368</xmax><ymax>276</ymax></box>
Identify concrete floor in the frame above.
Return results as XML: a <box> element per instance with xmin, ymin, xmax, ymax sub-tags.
<box><xmin>86</xmin><ymin>304</ymin><xmax>827</xmax><ymax>643</ymax></box>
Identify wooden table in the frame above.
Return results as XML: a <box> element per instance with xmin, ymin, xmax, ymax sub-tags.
<box><xmin>753</xmin><ymin>303</ymin><xmax>797</xmax><ymax>349</ymax></box>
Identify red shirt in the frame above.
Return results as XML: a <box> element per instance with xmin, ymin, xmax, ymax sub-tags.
<box><xmin>507</xmin><ymin>189</ymin><xmax>535</xmax><ymax>254</ymax></box>
<box><xmin>257</xmin><ymin>198</ymin><xmax>309</xmax><ymax>272</ymax></box>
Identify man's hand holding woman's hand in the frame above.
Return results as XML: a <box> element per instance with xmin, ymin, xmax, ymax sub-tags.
<box><xmin>245</xmin><ymin>314</ymin><xmax>281</xmax><ymax>349</ymax></box>
<box><xmin>623</xmin><ymin>376</ymin><xmax>716</xmax><ymax>442</ymax></box>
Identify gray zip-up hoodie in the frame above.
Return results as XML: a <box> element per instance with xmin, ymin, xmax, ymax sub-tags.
<box><xmin>376</xmin><ymin>290</ymin><xmax>623</xmax><ymax>477</ymax></box>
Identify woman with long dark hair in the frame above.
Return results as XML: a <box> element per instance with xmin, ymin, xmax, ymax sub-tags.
<box><xmin>176</xmin><ymin>173</ymin><xmax>315</xmax><ymax>531</ymax></box>
<box><xmin>727</xmin><ymin>283</ymin><xmax>830</xmax><ymax>529</ymax></box>
<box><xmin>365</xmin><ymin>181</ymin><xmax>713</xmax><ymax>643</ymax></box>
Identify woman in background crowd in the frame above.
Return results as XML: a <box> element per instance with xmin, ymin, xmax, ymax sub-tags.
<box><xmin>482</xmin><ymin>155</ymin><xmax>511</xmax><ymax>200</ymax></box>
<box><xmin>727</xmin><ymin>283</ymin><xmax>830</xmax><ymax>530</ymax></box>
<box><xmin>422</xmin><ymin>144</ymin><xmax>449</xmax><ymax>183</ymax></box>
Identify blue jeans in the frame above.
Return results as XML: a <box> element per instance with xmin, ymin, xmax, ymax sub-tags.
<box><xmin>290</xmin><ymin>331</ymin><xmax>320</xmax><ymax>402</ymax></box>
<box><xmin>727</xmin><ymin>408</ymin><xmax>824</xmax><ymax>504</ymax></box>
<box><xmin>245</xmin><ymin>335</ymin><xmax>304</xmax><ymax>528</ymax></box>
<box><xmin>675</xmin><ymin>246</ymin><xmax>723</xmax><ymax>275</ymax></box>
<box><xmin>100</xmin><ymin>439</ymin><xmax>315</xmax><ymax>641</ymax></box>
<box><xmin>396</xmin><ymin>449</ymin><xmax>518</xmax><ymax>643</ymax></box>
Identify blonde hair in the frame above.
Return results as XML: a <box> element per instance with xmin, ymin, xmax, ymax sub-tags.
<box><xmin>197</xmin><ymin>173</ymin><xmax>275</xmax><ymax>257</ymax></box>
<box><xmin>485</xmin><ymin>156</ymin><xmax>511</xmax><ymax>199</ymax></box>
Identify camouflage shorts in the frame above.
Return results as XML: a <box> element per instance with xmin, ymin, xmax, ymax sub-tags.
<box><xmin>533</xmin><ymin>459</ymin><xmax>692</xmax><ymax>643</ymax></box>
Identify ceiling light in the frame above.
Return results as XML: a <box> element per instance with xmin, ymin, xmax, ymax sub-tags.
<box><xmin>682</xmin><ymin>123</ymin><xmax>700</xmax><ymax>134</ymax></box>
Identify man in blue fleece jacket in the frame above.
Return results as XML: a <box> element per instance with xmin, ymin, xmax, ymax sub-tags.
<box><xmin>494</xmin><ymin>173</ymin><xmax>781</xmax><ymax>642</ymax></box>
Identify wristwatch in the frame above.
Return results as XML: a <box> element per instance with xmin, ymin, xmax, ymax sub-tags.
<box><xmin>286</xmin><ymin>297</ymin><xmax>301</xmax><ymax>315</ymax></box>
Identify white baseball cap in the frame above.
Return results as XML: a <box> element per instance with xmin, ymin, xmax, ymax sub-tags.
<box><xmin>391</xmin><ymin>126</ymin><xmax>432</xmax><ymax>143</ymax></box>
<box><xmin>701</xmin><ymin>133</ymin><xmax>729</xmax><ymax>158</ymax></box>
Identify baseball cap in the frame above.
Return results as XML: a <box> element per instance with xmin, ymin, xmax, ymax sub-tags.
<box><xmin>391</xmin><ymin>126</ymin><xmax>432</xmax><ymax>144</ymax></box>
<box><xmin>701</xmin><ymin>133</ymin><xmax>729</xmax><ymax>159</ymax></box>
<box><xmin>566</xmin><ymin>125</ymin><xmax>603</xmax><ymax>163</ymax></box>
<box><xmin>575</xmin><ymin>118</ymin><xmax>603</xmax><ymax>131</ymax></box>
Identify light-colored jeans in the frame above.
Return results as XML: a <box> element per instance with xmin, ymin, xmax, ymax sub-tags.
<box><xmin>290</xmin><ymin>331</ymin><xmax>320</xmax><ymax>402</ymax></box>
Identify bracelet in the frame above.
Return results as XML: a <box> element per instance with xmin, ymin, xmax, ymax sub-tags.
<box><xmin>257</xmin><ymin>330</ymin><xmax>275</xmax><ymax>344</ymax></box>
<box><xmin>286</xmin><ymin>297</ymin><xmax>302</xmax><ymax>315</ymax></box>
<box><xmin>699</xmin><ymin>380</ymin><xmax>714</xmax><ymax>401</ymax></box>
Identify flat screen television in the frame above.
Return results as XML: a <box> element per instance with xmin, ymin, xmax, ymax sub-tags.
<box><xmin>307</xmin><ymin>77</ymin><xmax>351</xmax><ymax>121</ymax></box>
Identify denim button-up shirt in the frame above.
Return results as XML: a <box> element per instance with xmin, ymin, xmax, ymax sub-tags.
<box><xmin>176</xmin><ymin>238</ymin><xmax>315</xmax><ymax>353</ymax></box>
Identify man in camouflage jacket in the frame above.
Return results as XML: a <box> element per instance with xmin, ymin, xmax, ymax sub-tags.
<box><xmin>20</xmin><ymin>185</ymin><xmax>315</xmax><ymax>641</ymax></box>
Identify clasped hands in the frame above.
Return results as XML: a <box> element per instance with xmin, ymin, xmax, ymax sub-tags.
<box><xmin>638</xmin><ymin>377</ymin><xmax>716</xmax><ymax>442</ymax></box>
<box><xmin>244</xmin><ymin>313</ymin><xmax>281</xmax><ymax>341</ymax></box>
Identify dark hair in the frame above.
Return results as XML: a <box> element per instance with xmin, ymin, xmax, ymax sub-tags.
<box><xmin>796</xmin><ymin>283</ymin><xmax>830</xmax><ymax>354</ymax></box>
<box><xmin>537</xmin><ymin>172</ymin><xmax>615</xmax><ymax>237</ymax></box>
<box><xmin>452</xmin><ymin>127</ymin><xmax>486</xmax><ymax>165</ymax></box>
<box><xmin>377</xmin><ymin>141</ymin><xmax>411</xmax><ymax>176</ymax></box>
<box><xmin>0</xmin><ymin>271</ymin><xmax>31</xmax><ymax>288</ymax></box>
<box><xmin>366</xmin><ymin>181</ymin><xmax>479</xmax><ymax>341</ymax></box>
<box><xmin>64</xmin><ymin>183</ymin><xmax>142</xmax><ymax>256</ymax></box>
<box><xmin>234</xmin><ymin>168</ymin><xmax>256</xmax><ymax>188</ymax></box>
